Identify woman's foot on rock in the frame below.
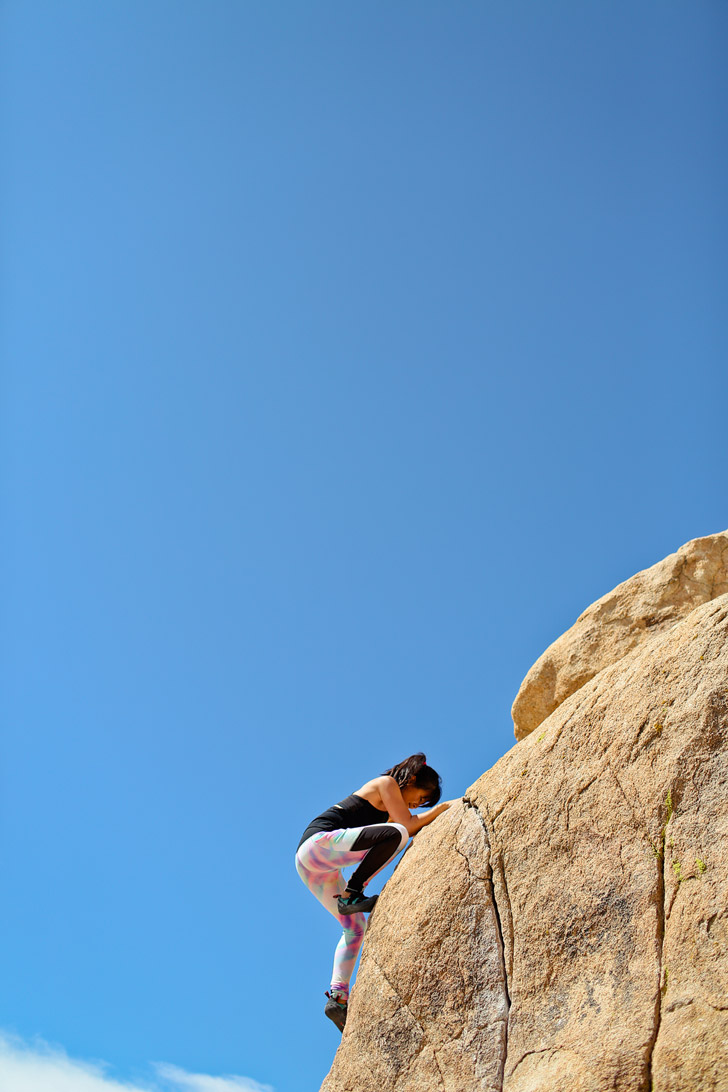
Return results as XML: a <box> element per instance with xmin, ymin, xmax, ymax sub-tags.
<box><xmin>335</xmin><ymin>890</ymin><xmax>378</xmax><ymax>915</ymax></box>
<box><xmin>324</xmin><ymin>991</ymin><xmax>347</xmax><ymax>1032</ymax></box>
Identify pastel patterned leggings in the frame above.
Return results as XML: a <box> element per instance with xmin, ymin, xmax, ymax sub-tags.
<box><xmin>295</xmin><ymin>823</ymin><xmax>409</xmax><ymax>999</ymax></box>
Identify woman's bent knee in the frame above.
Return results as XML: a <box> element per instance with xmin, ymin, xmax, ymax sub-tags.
<box><xmin>391</xmin><ymin>822</ymin><xmax>409</xmax><ymax>851</ymax></box>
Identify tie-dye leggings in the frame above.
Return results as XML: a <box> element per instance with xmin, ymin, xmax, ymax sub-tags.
<box><xmin>295</xmin><ymin>823</ymin><xmax>409</xmax><ymax>1000</ymax></box>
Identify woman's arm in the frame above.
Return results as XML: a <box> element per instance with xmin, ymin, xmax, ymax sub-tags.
<box><xmin>405</xmin><ymin>801</ymin><xmax>451</xmax><ymax>836</ymax></box>
<box><xmin>377</xmin><ymin>776</ymin><xmax>451</xmax><ymax>836</ymax></box>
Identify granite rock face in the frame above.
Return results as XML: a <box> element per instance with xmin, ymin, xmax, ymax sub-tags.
<box><xmin>321</xmin><ymin>559</ymin><xmax>728</xmax><ymax>1091</ymax></box>
<box><xmin>322</xmin><ymin>802</ymin><xmax>510</xmax><ymax>1092</ymax></box>
<box><xmin>511</xmin><ymin>531</ymin><xmax>728</xmax><ymax>741</ymax></box>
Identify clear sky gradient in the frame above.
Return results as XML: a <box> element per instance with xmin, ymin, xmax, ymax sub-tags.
<box><xmin>2</xmin><ymin>3</ymin><xmax>726</xmax><ymax>1091</ymax></box>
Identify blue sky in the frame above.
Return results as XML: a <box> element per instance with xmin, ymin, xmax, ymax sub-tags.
<box><xmin>1</xmin><ymin>3</ymin><xmax>726</xmax><ymax>1090</ymax></box>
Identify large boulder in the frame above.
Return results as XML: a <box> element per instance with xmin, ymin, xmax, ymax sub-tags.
<box><xmin>511</xmin><ymin>530</ymin><xmax>728</xmax><ymax>740</ymax></box>
<box><xmin>321</xmin><ymin>591</ymin><xmax>728</xmax><ymax>1092</ymax></box>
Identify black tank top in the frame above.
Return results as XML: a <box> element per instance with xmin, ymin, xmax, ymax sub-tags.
<box><xmin>297</xmin><ymin>794</ymin><xmax>389</xmax><ymax>851</ymax></box>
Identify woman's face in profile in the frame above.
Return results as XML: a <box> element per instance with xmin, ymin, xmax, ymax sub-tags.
<box><xmin>401</xmin><ymin>784</ymin><xmax>431</xmax><ymax>808</ymax></box>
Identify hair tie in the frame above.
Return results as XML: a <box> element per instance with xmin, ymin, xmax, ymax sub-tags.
<box><xmin>422</xmin><ymin>754</ymin><xmax>427</xmax><ymax>763</ymax></box>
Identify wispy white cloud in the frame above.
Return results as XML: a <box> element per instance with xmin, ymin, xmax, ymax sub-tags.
<box><xmin>0</xmin><ymin>1033</ymin><xmax>273</xmax><ymax>1092</ymax></box>
<box><xmin>155</xmin><ymin>1062</ymin><xmax>273</xmax><ymax>1092</ymax></box>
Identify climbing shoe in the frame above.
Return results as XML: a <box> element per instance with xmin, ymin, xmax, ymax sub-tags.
<box><xmin>324</xmin><ymin>991</ymin><xmax>347</xmax><ymax>1032</ymax></box>
<box><xmin>335</xmin><ymin>890</ymin><xmax>378</xmax><ymax>915</ymax></box>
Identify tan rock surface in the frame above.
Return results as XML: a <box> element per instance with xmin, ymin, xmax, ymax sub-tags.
<box><xmin>511</xmin><ymin>531</ymin><xmax>728</xmax><ymax>740</ymax></box>
<box><xmin>321</xmin><ymin>593</ymin><xmax>728</xmax><ymax>1092</ymax></box>
<box><xmin>321</xmin><ymin>802</ymin><xmax>510</xmax><ymax>1092</ymax></box>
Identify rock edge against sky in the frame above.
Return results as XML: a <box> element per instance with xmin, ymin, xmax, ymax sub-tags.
<box><xmin>322</xmin><ymin>532</ymin><xmax>728</xmax><ymax>1092</ymax></box>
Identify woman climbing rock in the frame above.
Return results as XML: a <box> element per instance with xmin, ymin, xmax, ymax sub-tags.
<box><xmin>295</xmin><ymin>752</ymin><xmax>451</xmax><ymax>1031</ymax></box>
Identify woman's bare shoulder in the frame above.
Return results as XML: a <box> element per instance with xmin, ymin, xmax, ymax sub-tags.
<box><xmin>354</xmin><ymin>775</ymin><xmax>396</xmax><ymax>807</ymax></box>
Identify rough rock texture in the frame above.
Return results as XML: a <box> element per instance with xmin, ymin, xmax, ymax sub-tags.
<box><xmin>321</xmin><ymin>591</ymin><xmax>728</xmax><ymax>1092</ymax></box>
<box><xmin>512</xmin><ymin>531</ymin><xmax>728</xmax><ymax>741</ymax></box>
<box><xmin>322</xmin><ymin>803</ymin><xmax>510</xmax><ymax>1092</ymax></box>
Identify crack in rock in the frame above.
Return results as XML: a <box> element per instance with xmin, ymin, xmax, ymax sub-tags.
<box><xmin>461</xmin><ymin>794</ymin><xmax>512</xmax><ymax>1091</ymax></box>
<box><xmin>369</xmin><ymin>954</ymin><xmax>446</xmax><ymax>1092</ymax></box>
<box><xmin>644</xmin><ymin>793</ymin><xmax>670</xmax><ymax>1091</ymax></box>
<box><xmin>509</xmin><ymin>1046</ymin><xmax>558</xmax><ymax>1077</ymax></box>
